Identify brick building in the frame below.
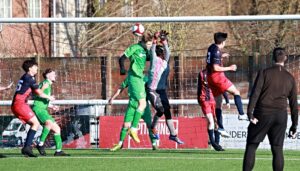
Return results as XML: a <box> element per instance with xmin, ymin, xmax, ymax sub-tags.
<box><xmin>0</xmin><ymin>0</ymin><xmax>50</xmax><ymax>57</ymax></box>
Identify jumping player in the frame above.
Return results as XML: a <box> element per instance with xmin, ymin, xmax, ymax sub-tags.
<box><xmin>11</xmin><ymin>59</ymin><xmax>54</xmax><ymax>157</ymax></box>
<box><xmin>109</xmin><ymin>77</ymin><xmax>157</xmax><ymax>151</ymax></box>
<box><xmin>206</xmin><ymin>32</ymin><xmax>248</xmax><ymax>120</ymax></box>
<box><xmin>146</xmin><ymin>30</ymin><xmax>184</xmax><ymax>144</ymax></box>
<box><xmin>214</xmin><ymin>94</ymin><xmax>231</xmax><ymax>140</ymax></box>
<box><xmin>197</xmin><ymin>69</ymin><xmax>224</xmax><ymax>151</ymax></box>
<box><xmin>33</xmin><ymin>69</ymin><xmax>70</xmax><ymax>156</ymax></box>
<box><xmin>118</xmin><ymin>32</ymin><xmax>153</xmax><ymax>143</ymax></box>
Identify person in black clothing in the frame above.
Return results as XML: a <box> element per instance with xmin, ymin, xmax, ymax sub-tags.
<box><xmin>243</xmin><ymin>47</ymin><xmax>298</xmax><ymax>171</ymax></box>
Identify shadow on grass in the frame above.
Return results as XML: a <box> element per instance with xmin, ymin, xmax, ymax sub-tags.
<box><xmin>0</xmin><ymin>154</ymin><xmax>7</xmax><ymax>158</ymax></box>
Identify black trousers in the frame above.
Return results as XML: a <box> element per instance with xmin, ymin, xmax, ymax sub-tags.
<box><xmin>243</xmin><ymin>111</ymin><xmax>287</xmax><ymax>171</ymax></box>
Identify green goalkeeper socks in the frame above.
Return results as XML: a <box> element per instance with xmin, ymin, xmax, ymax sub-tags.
<box><xmin>39</xmin><ymin>127</ymin><xmax>50</xmax><ymax>145</ymax></box>
<box><xmin>54</xmin><ymin>134</ymin><xmax>62</xmax><ymax>151</ymax></box>
<box><xmin>132</xmin><ymin>109</ymin><xmax>143</xmax><ymax>128</ymax></box>
<box><xmin>120</xmin><ymin>127</ymin><xmax>128</xmax><ymax>142</ymax></box>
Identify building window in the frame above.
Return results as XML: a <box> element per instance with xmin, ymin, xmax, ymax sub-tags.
<box><xmin>0</xmin><ymin>0</ymin><xmax>12</xmax><ymax>18</ymax></box>
<box><xmin>28</xmin><ymin>0</ymin><xmax>41</xmax><ymax>18</ymax></box>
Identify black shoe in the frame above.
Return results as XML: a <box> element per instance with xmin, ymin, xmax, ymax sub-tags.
<box><xmin>212</xmin><ymin>143</ymin><xmax>225</xmax><ymax>151</ymax></box>
<box><xmin>36</xmin><ymin>144</ymin><xmax>46</xmax><ymax>156</ymax></box>
<box><xmin>54</xmin><ymin>151</ymin><xmax>70</xmax><ymax>156</ymax></box>
<box><xmin>21</xmin><ymin>146</ymin><xmax>37</xmax><ymax>157</ymax></box>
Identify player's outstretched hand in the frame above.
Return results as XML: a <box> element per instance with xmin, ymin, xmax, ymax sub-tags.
<box><xmin>108</xmin><ymin>98</ymin><xmax>114</xmax><ymax>105</ymax></box>
<box><xmin>230</xmin><ymin>64</ymin><xmax>237</xmax><ymax>71</ymax></box>
<box><xmin>250</xmin><ymin>118</ymin><xmax>258</xmax><ymax>125</ymax></box>
<box><xmin>6</xmin><ymin>82</ymin><xmax>13</xmax><ymax>89</ymax></box>
<box><xmin>224</xmin><ymin>103</ymin><xmax>230</xmax><ymax>109</ymax></box>
<box><xmin>153</xmin><ymin>32</ymin><xmax>160</xmax><ymax>39</ymax></box>
<box><xmin>52</xmin><ymin>105</ymin><xmax>60</xmax><ymax>112</ymax></box>
<box><xmin>48</xmin><ymin>95</ymin><xmax>55</xmax><ymax>101</ymax></box>
<box><xmin>288</xmin><ymin>125</ymin><xmax>297</xmax><ymax>138</ymax></box>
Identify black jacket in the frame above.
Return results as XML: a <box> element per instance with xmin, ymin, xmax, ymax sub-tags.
<box><xmin>247</xmin><ymin>64</ymin><xmax>298</xmax><ymax>127</ymax></box>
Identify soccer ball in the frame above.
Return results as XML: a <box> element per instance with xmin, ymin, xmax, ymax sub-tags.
<box><xmin>131</xmin><ymin>23</ymin><xmax>145</xmax><ymax>37</ymax></box>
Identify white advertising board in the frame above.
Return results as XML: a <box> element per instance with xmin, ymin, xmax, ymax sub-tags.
<box><xmin>221</xmin><ymin>114</ymin><xmax>300</xmax><ymax>149</ymax></box>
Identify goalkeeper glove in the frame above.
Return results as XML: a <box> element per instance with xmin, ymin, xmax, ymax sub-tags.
<box><xmin>159</xmin><ymin>30</ymin><xmax>169</xmax><ymax>42</ymax></box>
<box><xmin>153</xmin><ymin>31</ymin><xmax>160</xmax><ymax>44</ymax></box>
<box><xmin>120</xmin><ymin>68</ymin><xmax>127</xmax><ymax>75</ymax></box>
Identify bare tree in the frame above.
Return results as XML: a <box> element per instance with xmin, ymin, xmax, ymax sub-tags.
<box><xmin>226</xmin><ymin>0</ymin><xmax>300</xmax><ymax>56</ymax></box>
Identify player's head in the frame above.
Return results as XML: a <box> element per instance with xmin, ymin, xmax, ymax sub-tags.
<box><xmin>214</xmin><ymin>32</ymin><xmax>227</xmax><ymax>47</ymax></box>
<box><xmin>155</xmin><ymin>45</ymin><xmax>164</xmax><ymax>57</ymax></box>
<box><xmin>141</xmin><ymin>32</ymin><xmax>153</xmax><ymax>50</ymax></box>
<box><xmin>273</xmin><ymin>47</ymin><xmax>287</xmax><ymax>63</ymax></box>
<box><xmin>43</xmin><ymin>68</ymin><xmax>56</xmax><ymax>82</ymax></box>
<box><xmin>22</xmin><ymin>59</ymin><xmax>38</xmax><ymax>75</ymax></box>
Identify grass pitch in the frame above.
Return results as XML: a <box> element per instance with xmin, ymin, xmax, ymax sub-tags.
<box><xmin>0</xmin><ymin>148</ymin><xmax>300</xmax><ymax>171</ymax></box>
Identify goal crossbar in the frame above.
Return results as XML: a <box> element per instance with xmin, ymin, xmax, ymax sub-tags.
<box><xmin>1</xmin><ymin>15</ymin><xmax>300</xmax><ymax>23</ymax></box>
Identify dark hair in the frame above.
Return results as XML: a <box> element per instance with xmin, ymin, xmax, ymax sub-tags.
<box><xmin>214</xmin><ymin>32</ymin><xmax>228</xmax><ymax>44</ymax></box>
<box><xmin>22</xmin><ymin>59</ymin><xmax>38</xmax><ymax>72</ymax></box>
<box><xmin>273</xmin><ymin>47</ymin><xmax>287</xmax><ymax>63</ymax></box>
<box><xmin>141</xmin><ymin>32</ymin><xmax>153</xmax><ymax>43</ymax></box>
<box><xmin>42</xmin><ymin>68</ymin><xmax>54</xmax><ymax>79</ymax></box>
<box><xmin>155</xmin><ymin>45</ymin><xmax>164</xmax><ymax>57</ymax></box>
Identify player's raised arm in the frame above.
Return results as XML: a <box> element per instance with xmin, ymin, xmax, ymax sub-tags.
<box><xmin>160</xmin><ymin>30</ymin><xmax>170</xmax><ymax>62</ymax></box>
<box><xmin>213</xmin><ymin>63</ymin><xmax>237</xmax><ymax>72</ymax></box>
<box><xmin>119</xmin><ymin>54</ymin><xmax>127</xmax><ymax>75</ymax></box>
<box><xmin>288</xmin><ymin>77</ymin><xmax>298</xmax><ymax>138</ymax></box>
<box><xmin>0</xmin><ymin>82</ymin><xmax>13</xmax><ymax>91</ymax></box>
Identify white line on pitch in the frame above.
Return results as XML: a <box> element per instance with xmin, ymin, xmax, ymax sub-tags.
<box><xmin>3</xmin><ymin>156</ymin><xmax>300</xmax><ymax>161</ymax></box>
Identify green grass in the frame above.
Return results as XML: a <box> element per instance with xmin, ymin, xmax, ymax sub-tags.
<box><xmin>1</xmin><ymin>148</ymin><xmax>300</xmax><ymax>171</ymax></box>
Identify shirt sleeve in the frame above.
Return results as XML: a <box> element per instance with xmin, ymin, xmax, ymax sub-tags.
<box><xmin>210</xmin><ymin>48</ymin><xmax>222</xmax><ymax>65</ymax></box>
<box><xmin>288</xmin><ymin>78</ymin><xmax>298</xmax><ymax>127</ymax></box>
<box><xmin>197</xmin><ymin>72</ymin><xmax>202</xmax><ymax>105</ymax></box>
<box><xmin>120</xmin><ymin>76</ymin><xmax>129</xmax><ymax>89</ymax></box>
<box><xmin>163</xmin><ymin>43</ymin><xmax>170</xmax><ymax>63</ymax></box>
<box><xmin>247</xmin><ymin>69</ymin><xmax>264</xmax><ymax>119</ymax></box>
<box><xmin>124</xmin><ymin>45</ymin><xmax>136</xmax><ymax>58</ymax></box>
<box><xmin>151</xmin><ymin>44</ymin><xmax>158</xmax><ymax>60</ymax></box>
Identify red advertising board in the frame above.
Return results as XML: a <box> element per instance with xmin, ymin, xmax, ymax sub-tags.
<box><xmin>99</xmin><ymin>116</ymin><xmax>208</xmax><ymax>149</ymax></box>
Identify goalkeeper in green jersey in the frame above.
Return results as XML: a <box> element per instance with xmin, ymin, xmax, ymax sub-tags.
<box><xmin>118</xmin><ymin>32</ymin><xmax>153</xmax><ymax>143</ymax></box>
<box><xmin>109</xmin><ymin>76</ymin><xmax>157</xmax><ymax>151</ymax></box>
<box><xmin>33</xmin><ymin>69</ymin><xmax>69</xmax><ymax>156</ymax></box>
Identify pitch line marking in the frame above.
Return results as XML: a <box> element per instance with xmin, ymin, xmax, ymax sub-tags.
<box><xmin>4</xmin><ymin>156</ymin><xmax>300</xmax><ymax>161</ymax></box>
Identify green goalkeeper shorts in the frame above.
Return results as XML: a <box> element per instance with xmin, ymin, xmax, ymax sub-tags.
<box><xmin>32</xmin><ymin>106</ymin><xmax>55</xmax><ymax>124</ymax></box>
<box><xmin>124</xmin><ymin>99</ymin><xmax>138</xmax><ymax>123</ymax></box>
<box><xmin>124</xmin><ymin>99</ymin><xmax>151</xmax><ymax>123</ymax></box>
<box><xmin>128</xmin><ymin>76</ymin><xmax>146</xmax><ymax>100</ymax></box>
